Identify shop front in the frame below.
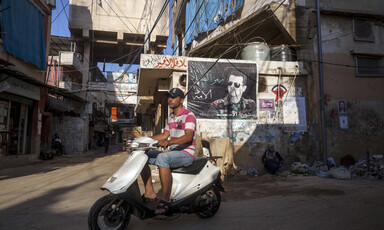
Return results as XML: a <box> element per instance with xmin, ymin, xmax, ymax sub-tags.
<box><xmin>0</xmin><ymin>75</ymin><xmax>40</xmax><ymax>160</ymax></box>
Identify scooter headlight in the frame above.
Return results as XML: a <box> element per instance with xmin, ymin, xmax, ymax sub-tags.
<box><xmin>138</xmin><ymin>143</ymin><xmax>150</xmax><ymax>148</ymax></box>
<box><xmin>130</xmin><ymin>142</ymin><xmax>139</xmax><ymax>148</ymax></box>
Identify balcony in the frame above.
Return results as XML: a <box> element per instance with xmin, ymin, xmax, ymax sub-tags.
<box><xmin>59</xmin><ymin>51</ymin><xmax>83</xmax><ymax>74</ymax></box>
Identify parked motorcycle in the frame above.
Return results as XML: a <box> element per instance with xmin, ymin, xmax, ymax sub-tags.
<box><xmin>51</xmin><ymin>134</ymin><xmax>63</xmax><ymax>156</ymax></box>
<box><xmin>88</xmin><ymin>136</ymin><xmax>223</xmax><ymax>230</ymax></box>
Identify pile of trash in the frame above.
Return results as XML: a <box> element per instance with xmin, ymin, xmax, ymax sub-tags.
<box><xmin>231</xmin><ymin>154</ymin><xmax>383</xmax><ymax>180</ymax></box>
<box><xmin>349</xmin><ymin>154</ymin><xmax>384</xmax><ymax>180</ymax></box>
<box><xmin>288</xmin><ymin>154</ymin><xmax>384</xmax><ymax>180</ymax></box>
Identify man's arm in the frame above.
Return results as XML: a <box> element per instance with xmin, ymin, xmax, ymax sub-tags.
<box><xmin>152</xmin><ymin>131</ymin><xmax>194</xmax><ymax>148</ymax></box>
<box><xmin>261</xmin><ymin>151</ymin><xmax>267</xmax><ymax>164</ymax></box>
<box><xmin>167</xmin><ymin>130</ymin><xmax>194</xmax><ymax>146</ymax></box>
<box><xmin>151</xmin><ymin>132</ymin><xmax>170</xmax><ymax>141</ymax></box>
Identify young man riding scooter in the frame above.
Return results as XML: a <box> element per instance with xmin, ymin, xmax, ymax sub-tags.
<box><xmin>140</xmin><ymin>88</ymin><xmax>196</xmax><ymax>215</ymax></box>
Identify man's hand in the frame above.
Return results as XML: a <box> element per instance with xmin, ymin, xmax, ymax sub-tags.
<box><xmin>158</xmin><ymin>139</ymin><xmax>170</xmax><ymax>148</ymax></box>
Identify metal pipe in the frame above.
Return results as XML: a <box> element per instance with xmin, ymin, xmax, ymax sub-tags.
<box><xmin>316</xmin><ymin>0</ymin><xmax>327</xmax><ymax>163</ymax></box>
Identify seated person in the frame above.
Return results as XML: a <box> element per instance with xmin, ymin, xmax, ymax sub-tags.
<box><xmin>51</xmin><ymin>133</ymin><xmax>64</xmax><ymax>155</ymax></box>
<box><xmin>262</xmin><ymin>144</ymin><xmax>284</xmax><ymax>174</ymax></box>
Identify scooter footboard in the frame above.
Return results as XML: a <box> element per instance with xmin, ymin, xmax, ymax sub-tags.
<box><xmin>117</xmin><ymin>180</ymin><xmax>156</xmax><ymax>220</ymax></box>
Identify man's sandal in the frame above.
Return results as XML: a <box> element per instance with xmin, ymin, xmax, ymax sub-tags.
<box><xmin>141</xmin><ymin>194</ymin><xmax>158</xmax><ymax>203</ymax></box>
<box><xmin>154</xmin><ymin>200</ymin><xmax>171</xmax><ymax>215</ymax></box>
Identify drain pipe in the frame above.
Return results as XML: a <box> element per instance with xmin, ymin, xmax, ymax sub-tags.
<box><xmin>316</xmin><ymin>0</ymin><xmax>327</xmax><ymax>163</ymax></box>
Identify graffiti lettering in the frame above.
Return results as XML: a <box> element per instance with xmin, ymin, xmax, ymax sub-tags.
<box><xmin>239</xmin><ymin>113</ymin><xmax>256</xmax><ymax>119</ymax></box>
<box><xmin>192</xmin><ymin>88</ymin><xmax>212</xmax><ymax>100</ymax></box>
<box><xmin>154</xmin><ymin>57</ymin><xmax>187</xmax><ymax>69</ymax></box>
<box><xmin>191</xmin><ymin>72</ymin><xmax>224</xmax><ymax>84</ymax></box>
<box><xmin>141</xmin><ymin>56</ymin><xmax>163</xmax><ymax>67</ymax></box>
<box><xmin>324</xmin><ymin>93</ymin><xmax>331</xmax><ymax>107</ymax></box>
<box><xmin>294</xmin><ymin>87</ymin><xmax>303</xmax><ymax>96</ymax></box>
<box><xmin>210</xmin><ymin>78</ymin><xmax>224</xmax><ymax>85</ymax></box>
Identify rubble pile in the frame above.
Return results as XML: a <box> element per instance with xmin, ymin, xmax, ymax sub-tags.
<box><xmin>290</xmin><ymin>162</ymin><xmax>309</xmax><ymax>174</ymax></box>
<box><xmin>349</xmin><ymin>154</ymin><xmax>384</xmax><ymax>180</ymax></box>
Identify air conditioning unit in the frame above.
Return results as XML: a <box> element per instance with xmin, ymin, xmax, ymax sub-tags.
<box><xmin>178</xmin><ymin>74</ymin><xmax>187</xmax><ymax>87</ymax></box>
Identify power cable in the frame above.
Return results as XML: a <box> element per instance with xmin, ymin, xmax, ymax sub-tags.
<box><xmin>52</xmin><ymin>1</ymin><xmax>69</xmax><ymax>23</ymax></box>
<box><xmin>60</xmin><ymin>0</ymin><xmax>69</xmax><ymax>22</ymax></box>
<box><xmin>102</xmin><ymin>0</ymin><xmax>133</xmax><ymax>33</ymax></box>
<box><xmin>102</xmin><ymin>0</ymin><xmax>139</xmax><ymax>33</ymax></box>
<box><xmin>114</xmin><ymin>0</ymin><xmax>170</xmax><ymax>81</ymax></box>
<box><xmin>172</xmin><ymin>0</ymin><xmax>205</xmax><ymax>55</ymax></box>
<box><xmin>184</xmin><ymin>1</ymin><xmax>287</xmax><ymax>94</ymax></box>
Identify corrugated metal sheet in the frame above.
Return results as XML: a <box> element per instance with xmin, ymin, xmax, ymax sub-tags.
<box><xmin>1</xmin><ymin>0</ymin><xmax>46</xmax><ymax>70</ymax></box>
<box><xmin>185</xmin><ymin>0</ymin><xmax>244</xmax><ymax>46</ymax></box>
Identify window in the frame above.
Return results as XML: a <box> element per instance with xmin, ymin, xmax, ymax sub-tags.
<box><xmin>353</xmin><ymin>19</ymin><xmax>374</xmax><ymax>42</ymax></box>
<box><xmin>355</xmin><ymin>56</ymin><xmax>383</xmax><ymax>77</ymax></box>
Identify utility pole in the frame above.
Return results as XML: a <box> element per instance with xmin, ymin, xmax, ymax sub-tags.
<box><xmin>316</xmin><ymin>0</ymin><xmax>327</xmax><ymax>163</ymax></box>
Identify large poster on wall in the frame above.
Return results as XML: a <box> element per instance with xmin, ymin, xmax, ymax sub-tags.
<box><xmin>187</xmin><ymin>60</ymin><xmax>258</xmax><ymax>119</ymax></box>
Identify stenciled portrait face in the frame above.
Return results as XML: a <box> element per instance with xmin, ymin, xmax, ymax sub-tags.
<box><xmin>227</xmin><ymin>75</ymin><xmax>247</xmax><ymax>103</ymax></box>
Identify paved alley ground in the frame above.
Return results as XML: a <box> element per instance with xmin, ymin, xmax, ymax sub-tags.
<box><xmin>0</xmin><ymin>146</ymin><xmax>383</xmax><ymax>230</ymax></box>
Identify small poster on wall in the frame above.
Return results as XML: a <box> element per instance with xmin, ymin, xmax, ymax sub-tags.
<box><xmin>283</xmin><ymin>97</ymin><xmax>307</xmax><ymax>132</ymax></box>
<box><xmin>338</xmin><ymin>99</ymin><xmax>347</xmax><ymax>114</ymax></box>
<box><xmin>259</xmin><ymin>99</ymin><xmax>275</xmax><ymax>111</ymax></box>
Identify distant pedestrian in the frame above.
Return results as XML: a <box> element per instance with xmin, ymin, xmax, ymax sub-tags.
<box><xmin>104</xmin><ymin>130</ymin><xmax>112</xmax><ymax>153</ymax></box>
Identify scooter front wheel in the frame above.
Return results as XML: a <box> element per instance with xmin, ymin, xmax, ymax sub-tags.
<box><xmin>88</xmin><ymin>194</ymin><xmax>131</xmax><ymax>230</ymax></box>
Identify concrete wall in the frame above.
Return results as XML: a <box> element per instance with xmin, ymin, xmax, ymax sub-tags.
<box><xmin>196</xmin><ymin>73</ymin><xmax>308</xmax><ymax>169</ymax></box>
<box><xmin>169</xmin><ymin>0</ymin><xmax>384</xmax><ymax>168</ymax></box>
<box><xmin>69</xmin><ymin>0</ymin><xmax>169</xmax><ymax>40</ymax></box>
<box><xmin>295</xmin><ymin>1</ymin><xmax>384</xmax><ymax>164</ymax></box>
<box><xmin>52</xmin><ymin>116</ymin><xmax>89</xmax><ymax>154</ymax></box>
<box><xmin>320</xmin><ymin>12</ymin><xmax>384</xmax><ymax>162</ymax></box>
<box><xmin>296</xmin><ymin>0</ymin><xmax>384</xmax><ymax>16</ymax></box>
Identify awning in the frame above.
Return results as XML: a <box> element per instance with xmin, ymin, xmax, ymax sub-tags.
<box><xmin>188</xmin><ymin>4</ymin><xmax>296</xmax><ymax>59</ymax></box>
<box><xmin>0</xmin><ymin>68</ymin><xmax>86</xmax><ymax>103</ymax></box>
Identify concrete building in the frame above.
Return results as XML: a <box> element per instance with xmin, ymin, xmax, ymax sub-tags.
<box><xmin>137</xmin><ymin>0</ymin><xmax>384</xmax><ymax>174</ymax></box>
<box><xmin>0</xmin><ymin>0</ymin><xmax>56</xmax><ymax>168</ymax></box>
<box><xmin>68</xmin><ymin>0</ymin><xmax>169</xmax><ymax>84</ymax></box>
<box><xmin>44</xmin><ymin>36</ymin><xmax>89</xmax><ymax>155</ymax></box>
<box><xmin>68</xmin><ymin>0</ymin><xmax>170</xmax><ymax>142</ymax></box>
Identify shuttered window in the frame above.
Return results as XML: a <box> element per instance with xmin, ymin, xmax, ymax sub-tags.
<box><xmin>353</xmin><ymin>19</ymin><xmax>374</xmax><ymax>42</ymax></box>
<box><xmin>355</xmin><ymin>56</ymin><xmax>383</xmax><ymax>77</ymax></box>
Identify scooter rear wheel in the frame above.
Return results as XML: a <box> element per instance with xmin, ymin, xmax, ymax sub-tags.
<box><xmin>196</xmin><ymin>186</ymin><xmax>221</xmax><ymax>218</ymax></box>
<box><xmin>88</xmin><ymin>194</ymin><xmax>131</xmax><ymax>230</ymax></box>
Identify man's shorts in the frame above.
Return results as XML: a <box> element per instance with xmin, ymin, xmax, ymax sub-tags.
<box><xmin>147</xmin><ymin>149</ymin><xmax>194</xmax><ymax>168</ymax></box>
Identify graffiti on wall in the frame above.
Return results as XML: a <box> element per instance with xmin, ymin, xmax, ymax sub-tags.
<box><xmin>154</xmin><ymin>57</ymin><xmax>187</xmax><ymax>69</ymax></box>
<box><xmin>196</xmin><ymin>97</ymin><xmax>308</xmax><ymax>145</ymax></box>
<box><xmin>271</xmin><ymin>85</ymin><xmax>287</xmax><ymax>101</ymax></box>
<box><xmin>187</xmin><ymin>60</ymin><xmax>258</xmax><ymax>119</ymax></box>
<box><xmin>140</xmin><ymin>55</ymin><xmax>187</xmax><ymax>70</ymax></box>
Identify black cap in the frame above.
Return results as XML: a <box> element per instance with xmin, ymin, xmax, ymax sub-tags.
<box><xmin>167</xmin><ymin>88</ymin><xmax>185</xmax><ymax>98</ymax></box>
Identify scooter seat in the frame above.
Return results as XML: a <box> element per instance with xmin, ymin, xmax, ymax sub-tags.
<box><xmin>171</xmin><ymin>158</ymin><xmax>208</xmax><ymax>175</ymax></box>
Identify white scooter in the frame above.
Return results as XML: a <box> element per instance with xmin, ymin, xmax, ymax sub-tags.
<box><xmin>88</xmin><ymin>136</ymin><xmax>224</xmax><ymax>230</ymax></box>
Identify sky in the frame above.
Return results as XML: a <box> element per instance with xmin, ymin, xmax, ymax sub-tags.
<box><xmin>50</xmin><ymin>0</ymin><xmax>174</xmax><ymax>74</ymax></box>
